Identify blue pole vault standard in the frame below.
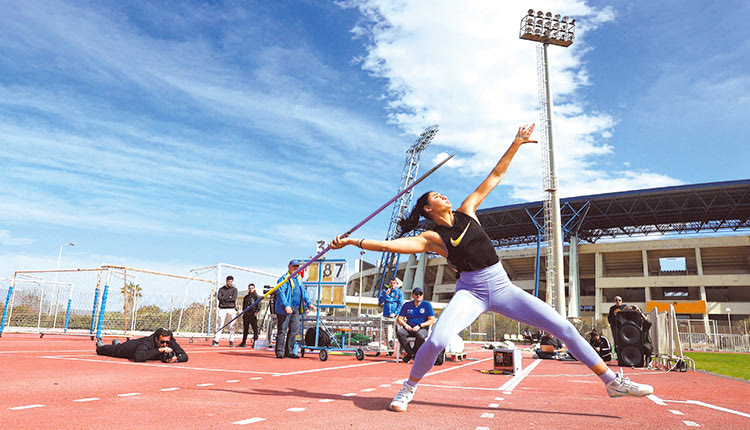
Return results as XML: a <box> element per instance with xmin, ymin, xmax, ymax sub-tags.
<box><xmin>216</xmin><ymin>154</ymin><xmax>455</xmax><ymax>334</ymax></box>
<box><xmin>0</xmin><ymin>283</ymin><xmax>14</xmax><ymax>337</ymax></box>
<box><xmin>64</xmin><ymin>298</ymin><xmax>72</xmax><ymax>333</ymax></box>
<box><xmin>89</xmin><ymin>272</ymin><xmax>102</xmax><ymax>336</ymax></box>
<box><xmin>95</xmin><ymin>269</ymin><xmax>112</xmax><ymax>340</ymax></box>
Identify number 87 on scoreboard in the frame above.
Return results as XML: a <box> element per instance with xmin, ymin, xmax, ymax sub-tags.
<box><xmin>302</xmin><ymin>259</ymin><xmax>348</xmax><ymax>307</ymax></box>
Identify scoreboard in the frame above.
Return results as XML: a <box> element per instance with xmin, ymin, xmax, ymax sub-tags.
<box><xmin>300</xmin><ymin>259</ymin><xmax>348</xmax><ymax>307</ymax></box>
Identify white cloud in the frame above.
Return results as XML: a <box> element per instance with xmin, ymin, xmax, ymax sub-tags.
<box><xmin>0</xmin><ymin>231</ymin><xmax>35</xmax><ymax>247</ymax></box>
<box><xmin>345</xmin><ymin>0</ymin><xmax>681</xmax><ymax>202</ymax></box>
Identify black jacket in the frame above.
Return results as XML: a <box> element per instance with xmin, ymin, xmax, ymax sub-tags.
<box><xmin>243</xmin><ymin>291</ymin><xmax>261</xmax><ymax>315</ymax></box>
<box><xmin>97</xmin><ymin>331</ymin><xmax>188</xmax><ymax>362</ymax></box>
<box><xmin>217</xmin><ymin>285</ymin><xmax>238</xmax><ymax>309</ymax></box>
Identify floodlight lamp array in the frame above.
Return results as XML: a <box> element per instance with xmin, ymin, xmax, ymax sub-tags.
<box><xmin>519</xmin><ymin>9</ymin><xmax>575</xmax><ymax>47</ymax></box>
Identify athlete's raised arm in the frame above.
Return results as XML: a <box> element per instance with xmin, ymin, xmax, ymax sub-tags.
<box><xmin>458</xmin><ymin>124</ymin><xmax>536</xmax><ymax>217</ymax></box>
<box><xmin>330</xmin><ymin>231</ymin><xmax>447</xmax><ymax>258</ymax></box>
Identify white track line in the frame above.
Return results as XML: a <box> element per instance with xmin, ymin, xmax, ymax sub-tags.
<box><xmin>9</xmin><ymin>404</ymin><xmax>45</xmax><ymax>410</ymax></box>
<box><xmin>498</xmin><ymin>359</ymin><xmax>541</xmax><ymax>392</ymax></box>
<box><xmin>233</xmin><ymin>417</ymin><xmax>266</xmax><ymax>425</ymax></box>
<box><xmin>73</xmin><ymin>397</ymin><xmax>100</xmax><ymax>402</ymax></box>
<box><xmin>39</xmin><ymin>355</ymin><xmax>278</xmax><ymax>374</ymax></box>
<box><xmin>276</xmin><ymin>360</ymin><xmax>388</xmax><ymax>376</ymax></box>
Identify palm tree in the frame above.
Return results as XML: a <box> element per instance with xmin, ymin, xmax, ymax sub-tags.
<box><xmin>121</xmin><ymin>282</ymin><xmax>142</xmax><ymax>332</ymax></box>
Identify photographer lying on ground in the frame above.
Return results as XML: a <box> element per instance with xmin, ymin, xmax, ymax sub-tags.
<box><xmin>96</xmin><ymin>327</ymin><xmax>188</xmax><ymax>363</ymax></box>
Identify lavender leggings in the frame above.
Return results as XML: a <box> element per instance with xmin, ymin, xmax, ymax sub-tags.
<box><xmin>409</xmin><ymin>261</ymin><xmax>602</xmax><ymax>382</ymax></box>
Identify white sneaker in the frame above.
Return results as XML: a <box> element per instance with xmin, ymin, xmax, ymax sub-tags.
<box><xmin>606</xmin><ymin>372</ymin><xmax>654</xmax><ymax>397</ymax></box>
<box><xmin>389</xmin><ymin>382</ymin><xmax>417</xmax><ymax>412</ymax></box>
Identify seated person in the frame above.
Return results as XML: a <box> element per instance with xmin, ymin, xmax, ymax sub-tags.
<box><xmin>523</xmin><ymin>327</ymin><xmax>533</xmax><ymax>343</ymax></box>
<box><xmin>588</xmin><ymin>330</ymin><xmax>612</xmax><ymax>362</ymax></box>
<box><xmin>396</xmin><ymin>287</ymin><xmax>435</xmax><ymax>363</ymax></box>
<box><xmin>96</xmin><ymin>327</ymin><xmax>188</xmax><ymax>363</ymax></box>
<box><xmin>536</xmin><ymin>332</ymin><xmax>569</xmax><ymax>360</ymax></box>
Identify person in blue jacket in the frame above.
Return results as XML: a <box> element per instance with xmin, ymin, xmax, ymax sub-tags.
<box><xmin>274</xmin><ymin>259</ymin><xmax>316</xmax><ymax>359</ymax></box>
<box><xmin>379</xmin><ymin>277</ymin><xmax>405</xmax><ymax>318</ymax></box>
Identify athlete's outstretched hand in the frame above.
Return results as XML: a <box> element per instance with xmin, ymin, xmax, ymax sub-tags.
<box><xmin>330</xmin><ymin>235</ymin><xmax>349</xmax><ymax>250</ymax></box>
<box><xmin>514</xmin><ymin>123</ymin><xmax>537</xmax><ymax>145</ymax></box>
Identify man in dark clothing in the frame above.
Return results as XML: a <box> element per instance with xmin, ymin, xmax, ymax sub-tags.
<box><xmin>212</xmin><ymin>275</ymin><xmax>238</xmax><ymax>347</ymax></box>
<box><xmin>238</xmin><ymin>283</ymin><xmax>261</xmax><ymax>348</ymax></box>
<box><xmin>537</xmin><ymin>332</ymin><xmax>566</xmax><ymax>359</ymax></box>
<box><xmin>588</xmin><ymin>330</ymin><xmax>612</xmax><ymax>362</ymax></box>
<box><xmin>607</xmin><ymin>296</ymin><xmax>627</xmax><ymax>354</ymax></box>
<box><xmin>96</xmin><ymin>328</ymin><xmax>188</xmax><ymax>363</ymax></box>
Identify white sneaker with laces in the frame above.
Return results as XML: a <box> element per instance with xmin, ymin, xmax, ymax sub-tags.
<box><xmin>389</xmin><ymin>381</ymin><xmax>417</xmax><ymax>412</ymax></box>
<box><xmin>606</xmin><ymin>372</ymin><xmax>654</xmax><ymax>397</ymax></box>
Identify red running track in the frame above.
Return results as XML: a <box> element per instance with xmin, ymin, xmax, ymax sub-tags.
<box><xmin>1</xmin><ymin>333</ymin><xmax>748</xmax><ymax>429</ymax></box>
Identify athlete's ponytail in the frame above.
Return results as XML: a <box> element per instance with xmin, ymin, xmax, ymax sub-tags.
<box><xmin>398</xmin><ymin>192</ymin><xmax>433</xmax><ymax>236</ymax></box>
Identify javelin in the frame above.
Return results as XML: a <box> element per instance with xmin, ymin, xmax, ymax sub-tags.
<box><xmin>216</xmin><ymin>153</ymin><xmax>455</xmax><ymax>334</ymax></box>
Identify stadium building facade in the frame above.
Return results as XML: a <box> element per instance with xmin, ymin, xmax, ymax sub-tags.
<box><xmin>347</xmin><ymin>180</ymin><xmax>750</xmax><ymax>333</ymax></box>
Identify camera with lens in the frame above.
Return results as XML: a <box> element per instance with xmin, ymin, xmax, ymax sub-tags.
<box><xmin>161</xmin><ymin>350</ymin><xmax>176</xmax><ymax>362</ymax></box>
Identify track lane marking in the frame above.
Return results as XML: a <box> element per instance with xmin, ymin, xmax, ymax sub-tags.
<box><xmin>73</xmin><ymin>398</ymin><xmax>100</xmax><ymax>402</ymax></box>
<box><xmin>9</xmin><ymin>404</ymin><xmax>45</xmax><ymax>410</ymax></box>
<box><xmin>233</xmin><ymin>418</ymin><xmax>266</xmax><ymax>425</ymax></box>
<box><xmin>275</xmin><ymin>360</ymin><xmax>388</xmax><ymax>376</ymax></box>
<box><xmin>38</xmin><ymin>355</ymin><xmax>279</xmax><ymax>374</ymax></box>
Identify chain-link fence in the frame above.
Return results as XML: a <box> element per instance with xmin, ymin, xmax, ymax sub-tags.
<box><xmin>1</xmin><ymin>266</ymin><xmax>213</xmax><ymax>338</ymax></box>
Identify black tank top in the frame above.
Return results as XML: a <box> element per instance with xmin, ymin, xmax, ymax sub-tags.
<box><xmin>432</xmin><ymin>211</ymin><xmax>499</xmax><ymax>273</ymax></box>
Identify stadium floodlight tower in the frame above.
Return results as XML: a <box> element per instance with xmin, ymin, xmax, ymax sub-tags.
<box><xmin>373</xmin><ymin>124</ymin><xmax>439</xmax><ymax>296</ymax></box>
<box><xmin>519</xmin><ymin>10</ymin><xmax>576</xmax><ymax>318</ymax></box>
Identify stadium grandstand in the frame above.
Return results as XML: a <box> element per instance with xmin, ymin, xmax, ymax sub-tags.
<box><xmin>346</xmin><ymin>179</ymin><xmax>750</xmax><ymax>346</ymax></box>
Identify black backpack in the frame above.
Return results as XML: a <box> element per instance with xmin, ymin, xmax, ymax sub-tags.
<box><xmin>304</xmin><ymin>327</ymin><xmax>331</xmax><ymax>347</ymax></box>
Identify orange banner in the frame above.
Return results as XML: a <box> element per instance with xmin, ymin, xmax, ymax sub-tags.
<box><xmin>646</xmin><ymin>300</ymin><xmax>706</xmax><ymax>314</ymax></box>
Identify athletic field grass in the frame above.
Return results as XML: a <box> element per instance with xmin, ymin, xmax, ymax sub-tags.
<box><xmin>685</xmin><ymin>351</ymin><xmax>750</xmax><ymax>381</ymax></box>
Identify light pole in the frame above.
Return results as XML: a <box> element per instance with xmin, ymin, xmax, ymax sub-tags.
<box><xmin>52</xmin><ymin>242</ymin><xmax>75</xmax><ymax>323</ymax></box>
<box><xmin>56</xmin><ymin>242</ymin><xmax>75</xmax><ymax>273</ymax></box>
<box><xmin>358</xmin><ymin>249</ymin><xmax>365</xmax><ymax>316</ymax></box>
<box><xmin>519</xmin><ymin>10</ymin><xmax>576</xmax><ymax>318</ymax></box>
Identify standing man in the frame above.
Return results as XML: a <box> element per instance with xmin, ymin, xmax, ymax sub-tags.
<box><xmin>212</xmin><ymin>275</ymin><xmax>238</xmax><ymax>347</ymax></box>
<box><xmin>379</xmin><ymin>277</ymin><xmax>405</xmax><ymax>318</ymax></box>
<box><xmin>96</xmin><ymin>328</ymin><xmax>188</xmax><ymax>363</ymax></box>
<box><xmin>238</xmin><ymin>283</ymin><xmax>261</xmax><ymax>348</ymax></box>
<box><xmin>607</xmin><ymin>296</ymin><xmax>627</xmax><ymax>354</ymax></box>
<box><xmin>396</xmin><ymin>287</ymin><xmax>436</xmax><ymax>363</ymax></box>
<box><xmin>275</xmin><ymin>260</ymin><xmax>316</xmax><ymax>359</ymax></box>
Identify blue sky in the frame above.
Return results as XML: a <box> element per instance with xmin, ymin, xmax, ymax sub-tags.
<box><xmin>1</xmin><ymin>0</ymin><xmax>748</xmax><ymax>280</ymax></box>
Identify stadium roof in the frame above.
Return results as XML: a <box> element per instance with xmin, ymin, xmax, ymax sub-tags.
<box><xmin>476</xmin><ymin>179</ymin><xmax>750</xmax><ymax>247</ymax></box>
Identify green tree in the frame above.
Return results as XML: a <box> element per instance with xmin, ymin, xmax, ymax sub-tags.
<box><xmin>121</xmin><ymin>282</ymin><xmax>142</xmax><ymax>332</ymax></box>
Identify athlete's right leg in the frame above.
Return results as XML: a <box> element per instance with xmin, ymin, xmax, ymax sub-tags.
<box><xmin>408</xmin><ymin>288</ymin><xmax>488</xmax><ymax>382</ymax></box>
<box><xmin>390</xmin><ymin>288</ymin><xmax>488</xmax><ymax>412</ymax></box>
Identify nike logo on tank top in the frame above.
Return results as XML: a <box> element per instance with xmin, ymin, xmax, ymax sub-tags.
<box><xmin>433</xmin><ymin>211</ymin><xmax>499</xmax><ymax>273</ymax></box>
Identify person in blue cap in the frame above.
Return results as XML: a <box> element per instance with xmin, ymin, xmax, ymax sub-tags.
<box><xmin>274</xmin><ymin>259</ymin><xmax>316</xmax><ymax>358</ymax></box>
